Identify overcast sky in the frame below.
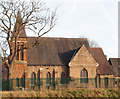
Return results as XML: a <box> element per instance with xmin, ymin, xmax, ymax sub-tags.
<box><xmin>27</xmin><ymin>0</ymin><xmax>118</xmax><ymax>59</ymax></box>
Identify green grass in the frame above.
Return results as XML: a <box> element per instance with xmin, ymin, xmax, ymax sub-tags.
<box><xmin>1</xmin><ymin>89</ymin><xmax>120</xmax><ymax>98</ymax></box>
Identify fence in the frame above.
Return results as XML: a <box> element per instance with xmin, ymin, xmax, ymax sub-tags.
<box><xmin>2</xmin><ymin>78</ymin><xmax>120</xmax><ymax>91</ymax></box>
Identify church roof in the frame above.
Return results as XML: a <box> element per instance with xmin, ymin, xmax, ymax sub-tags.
<box><xmin>90</xmin><ymin>48</ymin><xmax>114</xmax><ymax>75</ymax></box>
<box><xmin>108</xmin><ymin>58</ymin><xmax>120</xmax><ymax>77</ymax></box>
<box><xmin>27</xmin><ymin>37</ymin><xmax>89</xmax><ymax>66</ymax></box>
<box><xmin>14</xmin><ymin>11</ymin><xmax>27</xmax><ymax>38</ymax></box>
<box><xmin>12</xmin><ymin>12</ymin><xmax>114</xmax><ymax>75</ymax></box>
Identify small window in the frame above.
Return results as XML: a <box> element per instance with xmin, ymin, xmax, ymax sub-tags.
<box><xmin>104</xmin><ymin>77</ymin><xmax>108</xmax><ymax>88</ymax></box>
<box><xmin>16</xmin><ymin>43</ymin><xmax>19</xmax><ymax>60</ymax></box>
<box><xmin>37</xmin><ymin>70</ymin><xmax>40</xmax><ymax>83</ymax></box>
<box><xmin>21</xmin><ymin>73</ymin><xmax>25</xmax><ymax>88</ymax></box>
<box><xmin>46</xmin><ymin>72</ymin><xmax>51</xmax><ymax>84</ymax></box>
<box><xmin>52</xmin><ymin>69</ymin><xmax>55</xmax><ymax>86</ymax></box>
<box><xmin>52</xmin><ymin>69</ymin><xmax>55</xmax><ymax>80</ymax></box>
<box><xmin>31</xmin><ymin>72</ymin><xmax>36</xmax><ymax>85</ymax></box>
<box><xmin>16</xmin><ymin>78</ymin><xmax>19</xmax><ymax>87</ymax></box>
<box><xmin>61</xmin><ymin>72</ymin><xmax>66</xmax><ymax>84</ymax></box>
<box><xmin>20</xmin><ymin>44</ymin><xmax>24</xmax><ymax>61</ymax></box>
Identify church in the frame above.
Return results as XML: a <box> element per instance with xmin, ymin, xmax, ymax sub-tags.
<box><xmin>2</xmin><ymin>12</ymin><xmax>118</xmax><ymax>90</ymax></box>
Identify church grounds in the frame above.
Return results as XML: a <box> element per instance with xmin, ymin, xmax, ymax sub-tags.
<box><xmin>1</xmin><ymin>88</ymin><xmax>120</xmax><ymax>98</ymax></box>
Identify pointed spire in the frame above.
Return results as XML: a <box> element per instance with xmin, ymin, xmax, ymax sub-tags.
<box><xmin>14</xmin><ymin>11</ymin><xmax>27</xmax><ymax>38</ymax></box>
<box><xmin>16</xmin><ymin>11</ymin><xmax>22</xmax><ymax>23</ymax></box>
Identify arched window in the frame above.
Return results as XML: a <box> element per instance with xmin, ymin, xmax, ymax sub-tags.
<box><xmin>21</xmin><ymin>73</ymin><xmax>25</xmax><ymax>88</ymax></box>
<box><xmin>61</xmin><ymin>72</ymin><xmax>66</xmax><ymax>84</ymax></box>
<box><xmin>80</xmin><ymin>68</ymin><xmax>88</xmax><ymax>83</ymax></box>
<box><xmin>46</xmin><ymin>72</ymin><xmax>51</xmax><ymax>84</ymax></box>
<box><xmin>20</xmin><ymin>44</ymin><xmax>24</xmax><ymax>61</ymax></box>
<box><xmin>52</xmin><ymin>69</ymin><xmax>55</xmax><ymax>88</ymax></box>
<box><xmin>52</xmin><ymin>69</ymin><xmax>55</xmax><ymax>80</ymax></box>
<box><xmin>16</xmin><ymin>78</ymin><xmax>19</xmax><ymax>87</ymax></box>
<box><xmin>104</xmin><ymin>77</ymin><xmax>108</xmax><ymax>88</ymax></box>
<box><xmin>31</xmin><ymin>72</ymin><xmax>36</xmax><ymax>85</ymax></box>
<box><xmin>37</xmin><ymin>70</ymin><xmax>42</xmax><ymax>88</ymax></box>
<box><xmin>16</xmin><ymin>43</ymin><xmax>19</xmax><ymax>60</ymax></box>
<box><xmin>37</xmin><ymin>70</ymin><xmax>40</xmax><ymax>79</ymax></box>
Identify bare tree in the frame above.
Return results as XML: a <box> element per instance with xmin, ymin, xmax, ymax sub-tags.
<box><xmin>79</xmin><ymin>36</ymin><xmax>99</xmax><ymax>47</ymax></box>
<box><xmin>0</xmin><ymin>0</ymin><xmax>57</xmax><ymax>78</ymax></box>
<box><xmin>88</xmin><ymin>39</ymin><xmax>99</xmax><ymax>48</ymax></box>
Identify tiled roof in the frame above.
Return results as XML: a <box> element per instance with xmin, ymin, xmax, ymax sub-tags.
<box><xmin>90</xmin><ymin>48</ymin><xmax>114</xmax><ymax>75</ymax></box>
<box><xmin>26</xmin><ymin>37</ymin><xmax>89</xmax><ymax>66</ymax></box>
<box><xmin>108</xmin><ymin>58</ymin><xmax>120</xmax><ymax>77</ymax></box>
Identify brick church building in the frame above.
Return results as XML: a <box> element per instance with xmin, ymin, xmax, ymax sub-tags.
<box><xmin>2</xmin><ymin>12</ymin><xmax>118</xmax><ymax>90</ymax></box>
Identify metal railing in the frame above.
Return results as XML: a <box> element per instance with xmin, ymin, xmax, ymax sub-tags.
<box><xmin>2</xmin><ymin>78</ymin><xmax>120</xmax><ymax>91</ymax></box>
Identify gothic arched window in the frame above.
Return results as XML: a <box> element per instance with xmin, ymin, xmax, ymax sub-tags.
<box><xmin>31</xmin><ymin>72</ymin><xmax>36</xmax><ymax>85</ymax></box>
<box><xmin>37</xmin><ymin>70</ymin><xmax>40</xmax><ymax>79</ymax></box>
<box><xmin>52</xmin><ymin>69</ymin><xmax>55</xmax><ymax>80</ymax></box>
<box><xmin>16</xmin><ymin>78</ymin><xmax>19</xmax><ymax>87</ymax></box>
<box><xmin>80</xmin><ymin>68</ymin><xmax>88</xmax><ymax>83</ymax></box>
<box><xmin>21</xmin><ymin>73</ymin><xmax>25</xmax><ymax>88</ymax></box>
<box><xmin>46</xmin><ymin>72</ymin><xmax>51</xmax><ymax>84</ymax></box>
<box><xmin>61</xmin><ymin>72</ymin><xmax>66</xmax><ymax>84</ymax></box>
<box><xmin>52</xmin><ymin>69</ymin><xmax>55</xmax><ymax>86</ymax></box>
<box><xmin>16</xmin><ymin>43</ymin><xmax>19</xmax><ymax>60</ymax></box>
<box><xmin>20</xmin><ymin>44</ymin><xmax>24</xmax><ymax>61</ymax></box>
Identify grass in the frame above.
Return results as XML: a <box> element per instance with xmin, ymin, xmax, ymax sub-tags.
<box><xmin>1</xmin><ymin>89</ymin><xmax>120</xmax><ymax>98</ymax></box>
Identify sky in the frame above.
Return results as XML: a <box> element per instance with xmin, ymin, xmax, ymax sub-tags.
<box><xmin>24</xmin><ymin>0</ymin><xmax>118</xmax><ymax>58</ymax></box>
<box><xmin>35</xmin><ymin>0</ymin><xmax>118</xmax><ymax>59</ymax></box>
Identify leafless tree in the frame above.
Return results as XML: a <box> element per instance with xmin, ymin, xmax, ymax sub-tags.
<box><xmin>79</xmin><ymin>36</ymin><xmax>99</xmax><ymax>47</ymax></box>
<box><xmin>0</xmin><ymin>0</ymin><xmax>57</xmax><ymax>78</ymax></box>
<box><xmin>88</xmin><ymin>39</ymin><xmax>99</xmax><ymax>48</ymax></box>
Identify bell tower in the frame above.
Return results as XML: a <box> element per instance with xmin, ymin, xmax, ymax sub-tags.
<box><xmin>10</xmin><ymin>11</ymin><xmax>27</xmax><ymax>79</ymax></box>
<box><xmin>14</xmin><ymin>11</ymin><xmax>27</xmax><ymax>62</ymax></box>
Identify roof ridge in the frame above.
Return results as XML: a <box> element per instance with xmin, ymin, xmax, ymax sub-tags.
<box><xmin>91</xmin><ymin>47</ymin><xmax>102</xmax><ymax>49</ymax></box>
<box><xmin>26</xmin><ymin>37</ymin><xmax>87</xmax><ymax>39</ymax></box>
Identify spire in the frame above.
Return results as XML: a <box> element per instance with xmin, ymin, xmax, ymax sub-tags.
<box><xmin>14</xmin><ymin>11</ymin><xmax>27</xmax><ymax>38</ymax></box>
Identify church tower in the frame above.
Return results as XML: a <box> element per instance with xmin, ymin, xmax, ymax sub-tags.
<box><xmin>14</xmin><ymin>11</ymin><xmax>27</xmax><ymax>62</ymax></box>
<box><xmin>10</xmin><ymin>11</ymin><xmax>27</xmax><ymax>80</ymax></box>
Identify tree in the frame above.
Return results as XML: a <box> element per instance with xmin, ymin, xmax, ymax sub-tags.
<box><xmin>79</xmin><ymin>36</ymin><xmax>99</xmax><ymax>47</ymax></box>
<box><xmin>88</xmin><ymin>39</ymin><xmax>99</xmax><ymax>48</ymax></box>
<box><xmin>0</xmin><ymin>0</ymin><xmax>57</xmax><ymax>78</ymax></box>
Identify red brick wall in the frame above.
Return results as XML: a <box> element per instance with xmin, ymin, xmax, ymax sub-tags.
<box><xmin>10</xmin><ymin>62</ymin><xmax>27</xmax><ymax>79</ymax></box>
<box><xmin>10</xmin><ymin>37</ymin><xmax>27</xmax><ymax>79</ymax></box>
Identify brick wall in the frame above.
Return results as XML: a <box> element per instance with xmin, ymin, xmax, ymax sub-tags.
<box><xmin>69</xmin><ymin>45</ymin><xmax>98</xmax><ymax>78</ymax></box>
<box><xmin>27</xmin><ymin>65</ymin><xmax>68</xmax><ymax>78</ymax></box>
<box><xmin>10</xmin><ymin>37</ymin><xmax>27</xmax><ymax>79</ymax></box>
<box><xmin>10</xmin><ymin>61</ymin><xmax>27</xmax><ymax>79</ymax></box>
